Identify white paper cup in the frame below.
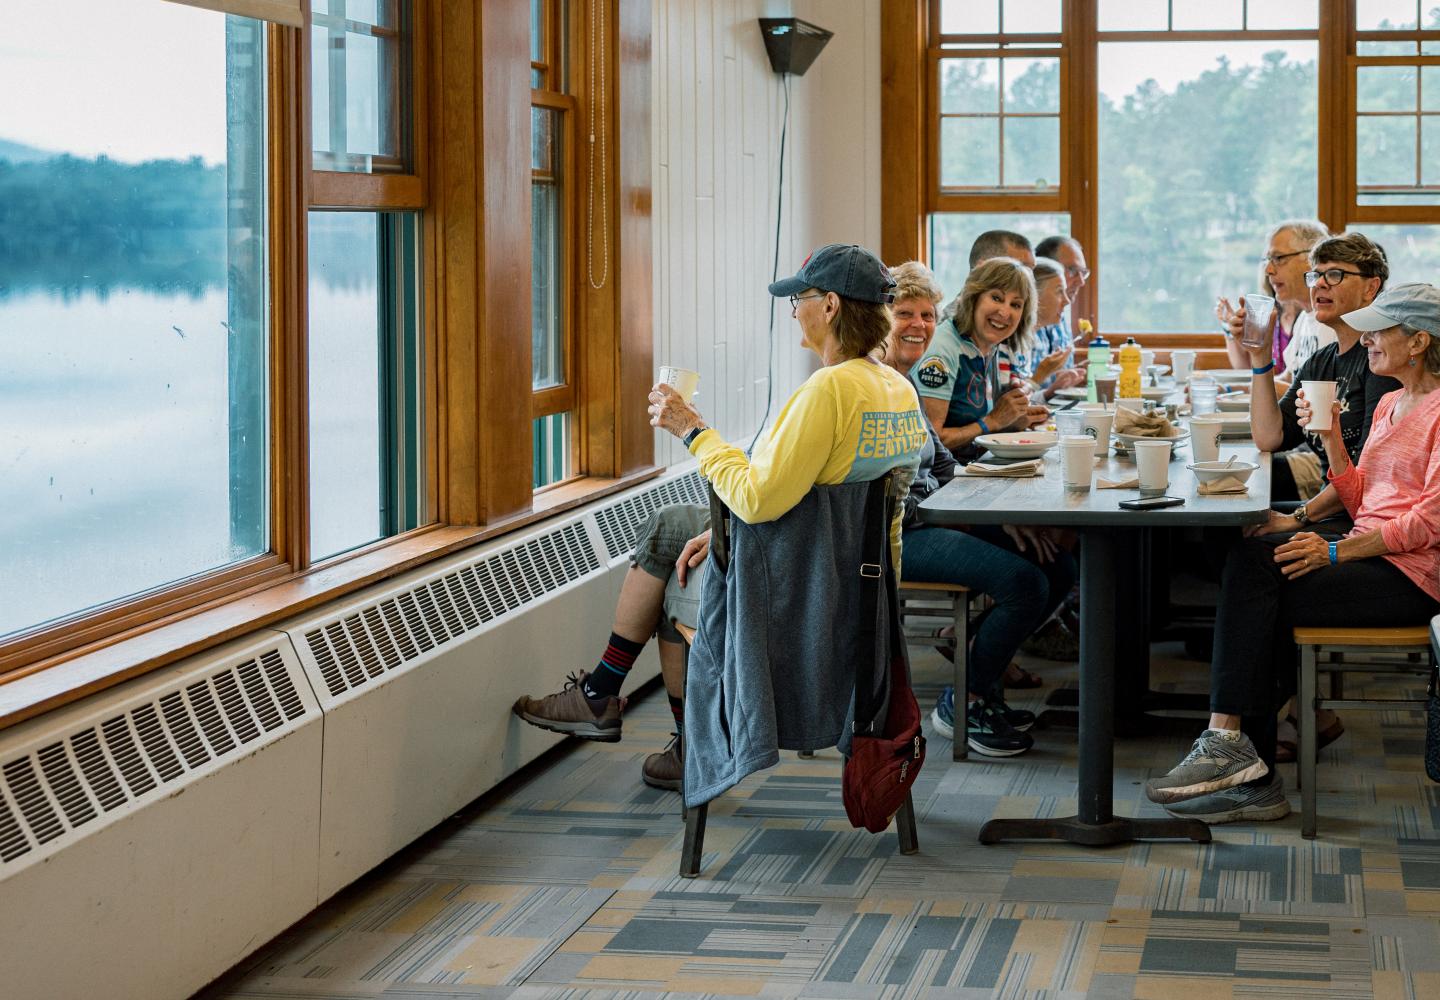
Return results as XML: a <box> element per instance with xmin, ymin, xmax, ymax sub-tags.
<box><xmin>1133</xmin><ymin>439</ymin><xmax>1172</xmax><ymax>497</ymax></box>
<box><xmin>1302</xmin><ymin>379</ymin><xmax>1339</xmax><ymax>431</ymax></box>
<box><xmin>1141</xmin><ymin>349</ymin><xmax>1156</xmax><ymax>372</ymax></box>
<box><xmin>658</xmin><ymin>365</ymin><xmax>700</xmax><ymax>403</ymax></box>
<box><xmin>1117</xmin><ymin>397</ymin><xmax>1146</xmax><ymax>416</ymax></box>
<box><xmin>1171</xmin><ymin>349</ymin><xmax>1197</xmax><ymax>382</ymax></box>
<box><xmin>1077</xmin><ymin>403</ymin><xmax>1115</xmax><ymax>457</ymax></box>
<box><xmin>1061</xmin><ymin>435</ymin><xmax>1096</xmax><ymax>493</ymax></box>
<box><xmin>1189</xmin><ymin>415</ymin><xmax>1224</xmax><ymax>463</ymax></box>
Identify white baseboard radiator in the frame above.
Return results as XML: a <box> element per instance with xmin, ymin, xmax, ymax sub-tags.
<box><xmin>0</xmin><ymin>465</ymin><xmax>707</xmax><ymax>1000</ymax></box>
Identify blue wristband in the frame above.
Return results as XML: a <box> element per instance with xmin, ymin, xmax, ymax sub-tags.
<box><xmin>977</xmin><ymin>418</ymin><xmax>990</xmax><ymax>435</ymax></box>
<box><xmin>1328</xmin><ymin>541</ymin><xmax>1338</xmax><ymax>565</ymax></box>
<box><xmin>1252</xmin><ymin>361</ymin><xmax>1276</xmax><ymax>376</ymax></box>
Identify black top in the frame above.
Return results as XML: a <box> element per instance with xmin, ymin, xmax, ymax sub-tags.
<box><xmin>1278</xmin><ymin>340</ymin><xmax>1401</xmax><ymax>474</ymax></box>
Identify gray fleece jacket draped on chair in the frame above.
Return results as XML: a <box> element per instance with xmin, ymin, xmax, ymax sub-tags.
<box><xmin>682</xmin><ymin>480</ymin><xmax>893</xmax><ymax>808</ymax></box>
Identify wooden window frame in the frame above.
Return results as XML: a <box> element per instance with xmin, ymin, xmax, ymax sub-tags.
<box><xmin>1</xmin><ymin>0</ymin><xmax>654</xmax><ymax>732</ymax></box>
<box><xmin>886</xmin><ymin>0</ymin><xmax>1440</xmax><ymax>342</ymax></box>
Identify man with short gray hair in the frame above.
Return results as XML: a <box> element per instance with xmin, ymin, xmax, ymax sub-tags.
<box><xmin>968</xmin><ymin>230</ymin><xmax>1034</xmax><ymax>270</ymax></box>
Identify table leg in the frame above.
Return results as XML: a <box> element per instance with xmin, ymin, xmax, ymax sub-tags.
<box><xmin>979</xmin><ymin>527</ymin><xmax>1211</xmax><ymax>846</ymax></box>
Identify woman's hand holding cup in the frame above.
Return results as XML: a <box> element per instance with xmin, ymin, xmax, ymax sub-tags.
<box><xmin>648</xmin><ymin>383</ymin><xmax>705</xmax><ymax>439</ymax></box>
<box><xmin>1295</xmin><ymin>386</ymin><xmax>1341</xmax><ymax>441</ymax></box>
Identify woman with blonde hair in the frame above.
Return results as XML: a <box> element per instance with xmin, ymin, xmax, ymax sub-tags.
<box><xmin>912</xmin><ymin>257</ymin><xmax>1049</xmax><ymax>463</ymax></box>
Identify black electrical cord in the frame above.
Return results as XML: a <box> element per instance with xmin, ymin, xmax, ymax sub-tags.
<box><xmin>748</xmin><ymin>72</ymin><xmax>790</xmax><ymax>455</ymax></box>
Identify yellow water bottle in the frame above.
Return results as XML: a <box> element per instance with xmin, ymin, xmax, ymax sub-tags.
<box><xmin>1118</xmin><ymin>337</ymin><xmax>1143</xmax><ymax>400</ymax></box>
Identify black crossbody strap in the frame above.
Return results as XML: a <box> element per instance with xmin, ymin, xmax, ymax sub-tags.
<box><xmin>707</xmin><ymin>483</ymin><xmax>731</xmax><ymax>572</ymax></box>
<box><xmin>853</xmin><ymin>475</ymin><xmax>895</xmax><ymax>732</ymax></box>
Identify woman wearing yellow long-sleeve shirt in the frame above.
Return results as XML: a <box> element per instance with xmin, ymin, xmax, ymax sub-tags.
<box><xmin>649</xmin><ymin>243</ymin><xmax>927</xmax><ymax>567</ymax></box>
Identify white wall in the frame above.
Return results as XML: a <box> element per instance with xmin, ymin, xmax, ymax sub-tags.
<box><xmin>651</xmin><ymin>0</ymin><xmax>881</xmax><ymax>466</ymax></box>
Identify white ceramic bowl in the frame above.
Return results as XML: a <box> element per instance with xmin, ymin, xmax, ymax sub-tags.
<box><xmin>975</xmin><ymin>431</ymin><xmax>1058</xmax><ymax>459</ymax></box>
<box><xmin>1187</xmin><ymin>460</ymin><xmax>1258</xmax><ymax>485</ymax></box>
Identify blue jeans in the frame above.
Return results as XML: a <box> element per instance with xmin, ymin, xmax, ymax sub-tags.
<box><xmin>901</xmin><ymin>524</ymin><xmax>1075</xmax><ymax>696</ymax></box>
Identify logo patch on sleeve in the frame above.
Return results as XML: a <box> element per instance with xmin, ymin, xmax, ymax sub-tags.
<box><xmin>915</xmin><ymin>358</ymin><xmax>950</xmax><ymax>389</ymax></box>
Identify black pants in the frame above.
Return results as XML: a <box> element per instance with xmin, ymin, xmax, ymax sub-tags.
<box><xmin>1211</xmin><ymin>532</ymin><xmax>1439</xmax><ymax>774</ymax></box>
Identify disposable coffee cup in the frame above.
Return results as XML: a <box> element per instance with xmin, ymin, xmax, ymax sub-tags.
<box><xmin>1077</xmin><ymin>402</ymin><xmax>1115</xmax><ymax>457</ymax></box>
<box><xmin>1171</xmin><ymin>349</ymin><xmax>1197</xmax><ymax>382</ymax></box>
<box><xmin>1302</xmin><ymin>379</ymin><xmax>1339</xmax><ymax>431</ymax></box>
<box><xmin>1141</xmin><ymin>349</ymin><xmax>1157</xmax><ymax>372</ymax></box>
<box><xmin>1189</xmin><ymin>415</ymin><xmax>1224</xmax><ymax>463</ymax></box>
<box><xmin>657</xmin><ymin>365</ymin><xmax>700</xmax><ymax>403</ymax></box>
<box><xmin>1095</xmin><ymin>375</ymin><xmax>1118</xmax><ymax>403</ymax></box>
<box><xmin>1060</xmin><ymin>435</ymin><xmax>1096</xmax><ymax>493</ymax></box>
<box><xmin>1117</xmin><ymin>397</ymin><xmax>1145</xmax><ymax>416</ymax></box>
<box><xmin>1133</xmin><ymin>438</ymin><xmax>1172</xmax><ymax>497</ymax></box>
<box><xmin>1241</xmin><ymin>293</ymin><xmax>1276</xmax><ymax>350</ymax></box>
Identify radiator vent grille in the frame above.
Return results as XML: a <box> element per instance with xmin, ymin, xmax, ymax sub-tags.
<box><xmin>593</xmin><ymin>470</ymin><xmax>708</xmax><ymax>560</ymax></box>
<box><xmin>302</xmin><ymin>521</ymin><xmax>601</xmax><ymax>698</ymax></box>
<box><xmin>0</xmin><ymin>647</ymin><xmax>309</xmax><ymax>867</ymax></box>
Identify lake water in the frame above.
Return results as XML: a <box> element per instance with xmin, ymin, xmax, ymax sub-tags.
<box><xmin>0</xmin><ymin>284</ymin><xmax>379</xmax><ymax>639</ymax></box>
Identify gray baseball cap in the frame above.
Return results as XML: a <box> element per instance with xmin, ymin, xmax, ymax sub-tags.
<box><xmin>768</xmin><ymin>243</ymin><xmax>896</xmax><ymax>304</ymax></box>
<box><xmin>1342</xmin><ymin>282</ymin><xmax>1440</xmax><ymax>336</ymax></box>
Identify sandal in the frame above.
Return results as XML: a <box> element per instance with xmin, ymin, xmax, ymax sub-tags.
<box><xmin>1003</xmin><ymin>661</ymin><xmax>1044</xmax><ymax>689</ymax></box>
<box><xmin>1275</xmin><ymin>713</ymin><xmax>1344</xmax><ymax>763</ymax></box>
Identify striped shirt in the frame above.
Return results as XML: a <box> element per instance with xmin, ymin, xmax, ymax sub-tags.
<box><xmin>1329</xmin><ymin>388</ymin><xmax>1440</xmax><ymax>601</ymax></box>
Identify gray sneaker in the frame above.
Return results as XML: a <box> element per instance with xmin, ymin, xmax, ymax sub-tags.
<box><xmin>1144</xmin><ymin>730</ymin><xmax>1269</xmax><ymax>804</ymax></box>
<box><xmin>1162</xmin><ymin>776</ymin><xmax>1291</xmax><ymax>824</ymax></box>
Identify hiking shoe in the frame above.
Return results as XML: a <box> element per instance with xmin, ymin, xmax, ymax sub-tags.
<box><xmin>642</xmin><ymin>734</ymin><xmax>682</xmax><ymax>791</ymax></box>
<box><xmin>1162</xmin><ymin>775</ymin><xmax>1291</xmax><ymax>824</ymax></box>
<box><xmin>966</xmin><ymin>699</ymin><xmax>1034</xmax><ymax>757</ymax></box>
<box><xmin>512</xmin><ymin>671</ymin><xmax>623</xmax><ymax>741</ymax></box>
<box><xmin>1144</xmin><ymin>730</ymin><xmax>1268</xmax><ymax>804</ymax></box>
<box><xmin>1020</xmin><ymin>619</ymin><xmax>1079</xmax><ymax>661</ymax></box>
<box><xmin>930</xmin><ymin>686</ymin><xmax>957</xmax><ymax>739</ymax></box>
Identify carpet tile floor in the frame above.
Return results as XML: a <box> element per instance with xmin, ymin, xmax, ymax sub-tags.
<box><xmin>202</xmin><ymin>644</ymin><xmax>1440</xmax><ymax>1000</ymax></box>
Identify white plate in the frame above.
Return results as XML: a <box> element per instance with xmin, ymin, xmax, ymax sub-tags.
<box><xmin>975</xmin><ymin>431</ymin><xmax>1058</xmax><ymax>459</ymax></box>
<box><xmin>1140</xmin><ymin>386</ymin><xmax>1173</xmax><ymax>401</ymax></box>
<box><xmin>1212</xmin><ymin>411</ymin><xmax>1253</xmax><ymax>437</ymax></box>
<box><xmin>1054</xmin><ymin>386</ymin><xmax>1089</xmax><ymax>400</ymax></box>
<box><xmin>1112</xmin><ymin>429</ymin><xmax>1189</xmax><ymax>454</ymax></box>
<box><xmin>1197</xmin><ymin>369</ymin><xmax>1253</xmax><ymax>386</ymax></box>
<box><xmin>1217</xmin><ymin>392</ymin><xmax>1250</xmax><ymax>412</ymax></box>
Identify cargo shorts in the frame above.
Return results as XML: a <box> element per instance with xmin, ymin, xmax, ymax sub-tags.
<box><xmin>630</xmin><ymin>503</ymin><xmax>709</xmax><ymax>643</ymax></box>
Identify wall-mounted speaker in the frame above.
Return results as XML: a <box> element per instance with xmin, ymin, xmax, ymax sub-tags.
<box><xmin>757</xmin><ymin>18</ymin><xmax>832</xmax><ymax>77</ymax></box>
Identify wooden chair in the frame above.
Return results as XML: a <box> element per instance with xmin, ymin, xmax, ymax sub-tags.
<box><xmin>1295</xmin><ymin>624</ymin><xmax>1435</xmax><ymax>838</ymax></box>
<box><xmin>898</xmin><ymin>582</ymin><xmax>971</xmax><ymax>761</ymax></box>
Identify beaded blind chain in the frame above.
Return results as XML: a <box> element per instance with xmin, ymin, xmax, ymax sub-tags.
<box><xmin>586</xmin><ymin>0</ymin><xmax>610</xmax><ymax>290</ymax></box>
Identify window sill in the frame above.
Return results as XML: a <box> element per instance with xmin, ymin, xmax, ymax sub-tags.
<box><xmin>0</xmin><ymin>466</ymin><xmax>662</xmax><ymax>733</ymax></box>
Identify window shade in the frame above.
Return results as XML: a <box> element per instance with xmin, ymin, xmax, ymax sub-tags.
<box><xmin>161</xmin><ymin>0</ymin><xmax>304</xmax><ymax>28</ymax></box>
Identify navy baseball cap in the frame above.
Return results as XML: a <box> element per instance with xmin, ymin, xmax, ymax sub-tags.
<box><xmin>1342</xmin><ymin>282</ymin><xmax>1440</xmax><ymax>337</ymax></box>
<box><xmin>768</xmin><ymin>243</ymin><xmax>896</xmax><ymax>304</ymax></box>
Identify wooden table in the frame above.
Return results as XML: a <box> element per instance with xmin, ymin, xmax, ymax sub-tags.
<box><xmin>919</xmin><ymin>438</ymin><xmax>1272</xmax><ymax>846</ymax></box>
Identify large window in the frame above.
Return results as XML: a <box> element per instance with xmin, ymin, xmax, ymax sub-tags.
<box><xmin>530</xmin><ymin>0</ymin><xmax>576</xmax><ymax>490</ymax></box>
<box><xmin>0</xmin><ymin>1</ymin><xmax>268</xmax><ymax>641</ymax></box>
<box><xmin>893</xmin><ymin>0</ymin><xmax>1440</xmax><ymax>335</ymax></box>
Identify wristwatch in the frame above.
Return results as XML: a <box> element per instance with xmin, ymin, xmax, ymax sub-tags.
<box><xmin>1293</xmin><ymin>503</ymin><xmax>1311</xmax><ymax>526</ymax></box>
<box><xmin>682</xmin><ymin>425</ymin><xmax>708</xmax><ymax>448</ymax></box>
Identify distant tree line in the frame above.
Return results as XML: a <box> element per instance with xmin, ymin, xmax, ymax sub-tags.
<box><xmin>0</xmin><ymin>154</ymin><xmax>228</xmax><ymax>298</ymax></box>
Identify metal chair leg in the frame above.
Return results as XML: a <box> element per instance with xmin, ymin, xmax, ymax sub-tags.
<box><xmin>680</xmin><ymin>800</ymin><xmax>708</xmax><ymax>878</ymax></box>
<box><xmin>1299</xmin><ymin>643</ymin><xmax>1318</xmax><ymax>839</ymax></box>
<box><xmin>953</xmin><ymin>591</ymin><xmax>970</xmax><ymax>762</ymax></box>
<box><xmin>895</xmin><ymin>791</ymin><xmax>919</xmax><ymax>855</ymax></box>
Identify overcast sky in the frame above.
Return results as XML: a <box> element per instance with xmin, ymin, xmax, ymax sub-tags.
<box><xmin>2</xmin><ymin>1</ymin><xmax>228</xmax><ymax>163</ymax></box>
<box><xmin>1</xmin><ymin>1</ymin><xmax>1324</xmax><ymax>166</ymax></box>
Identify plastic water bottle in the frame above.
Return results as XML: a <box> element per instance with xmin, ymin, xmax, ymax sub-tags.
<box><xmin>1118</xmin><ymin>337</ymin><xmax>1143</xmax><ymax>399</ymax></box>
<box><xmin>1085</xmin><ymin>332</ymin><xmax>1111</xmax><ymax>403</ymax></box>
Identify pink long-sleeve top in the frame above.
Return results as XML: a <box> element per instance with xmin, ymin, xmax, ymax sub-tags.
<box><xmin>1329</xmin><ymin>388</ymin><xmax>1440</xmax><ymax>601</ymax></box>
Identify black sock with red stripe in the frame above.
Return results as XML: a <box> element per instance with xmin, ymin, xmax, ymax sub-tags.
<box><xmin>668</xmin><ymin>694</ymin><xmax>685</xmax><ymax>733</ymax></box>
<box><xmin>582</xmin><ymin>633</ymin><xmax>645</xmax><ymax>700</ymax></box>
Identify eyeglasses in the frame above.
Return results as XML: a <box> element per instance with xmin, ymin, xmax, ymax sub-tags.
<box><xmin>789</xmin><ymin>292</ymin><xmax>825</xmax><ymax>314</ymax></box>
<box><xmin>1260</xmin><ymin>250</ymin><xmax>1308</xmax><ymax>267</ymax></box>
<box><xmin>1065</xmin><ymin>265</ymin><xmax>1091</xmax><ymax>281</ymax></box>
<box><xmin>1304</xmin><ymin>268</ymin><xmax>1367</xmax><ymax>288</ymax></box>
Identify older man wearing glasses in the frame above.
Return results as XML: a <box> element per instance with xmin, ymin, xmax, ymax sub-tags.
<box><xmin>1241</xmin><ymin>231</ymin><xmax>1402</xmax><ymax>516</ymax></box>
